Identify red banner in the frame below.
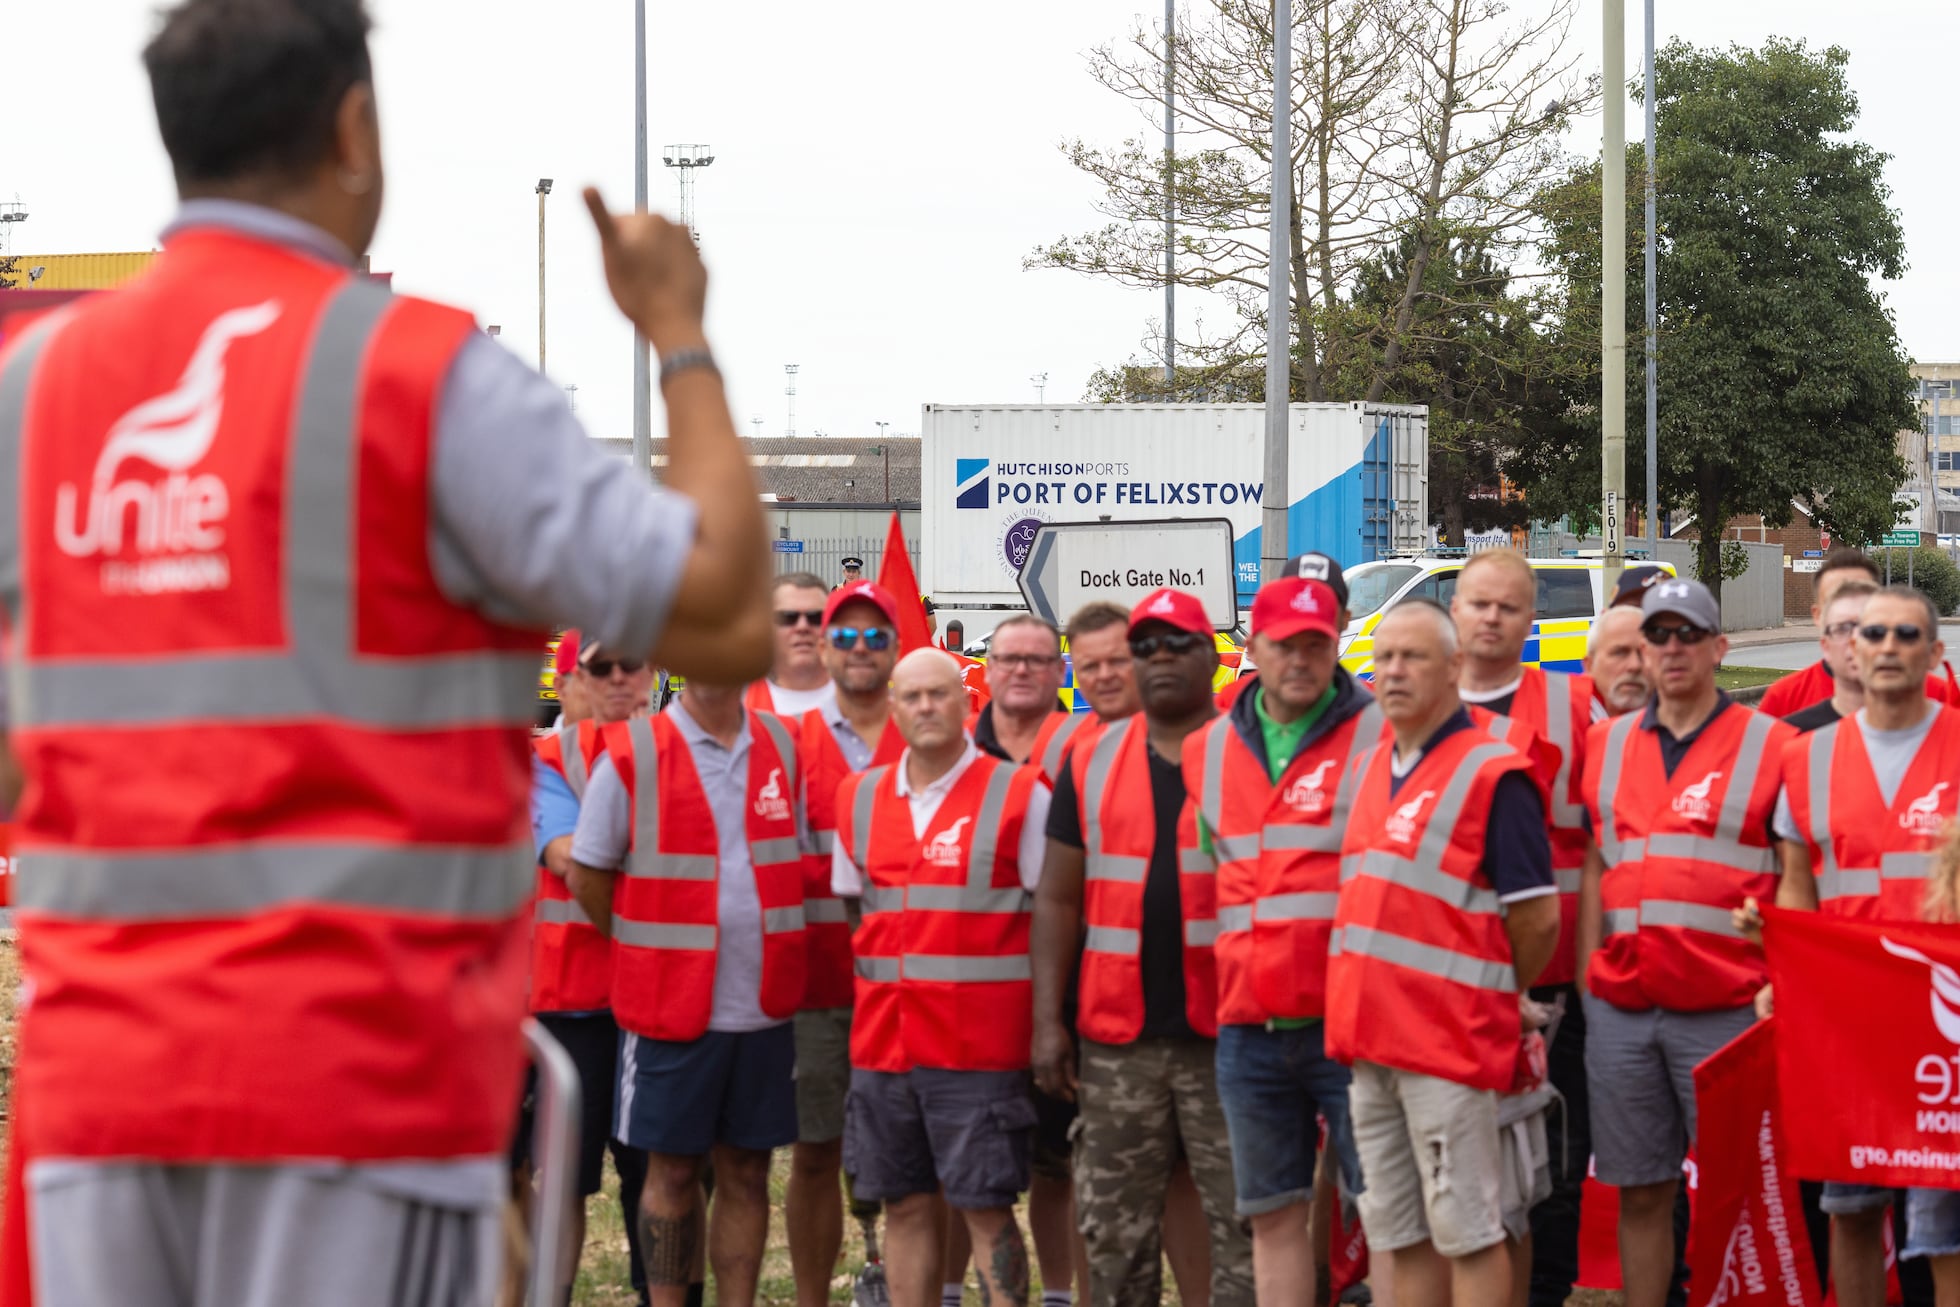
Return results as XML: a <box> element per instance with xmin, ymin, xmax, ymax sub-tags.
<box><xmin>1767</xmin><ymin>906</ymin><xmax>1960</xmax><ymax>1189</ymax></box>
<box><xmin>1688</xmin><ymin>1018</ymin><xmax>1819</xmax><ymax>1307</ymax></box>
<box><xmin>875</xmin><ymin>512</ymin><xmax>934</xmax><ymax>657</ymax></box>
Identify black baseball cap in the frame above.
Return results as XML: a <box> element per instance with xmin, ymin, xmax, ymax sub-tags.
<box><xmin>1611</xmin><ymin>566</ymin><xmax>1667</xmax><ymax>609</ymax></box>
<box><xmin>1283</xmin><ymin>553</ymin><xmax>1348</xmax><ymax>607</ymax></box>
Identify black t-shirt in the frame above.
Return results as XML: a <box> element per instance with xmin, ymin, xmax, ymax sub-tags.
<box><xmin>1784</xmin><ymin>699</ymin><xmax>1842</xmax><ymax>735</ymax></box>
<box><xmin>1048</xmin><ymin>743</ymin><xmax>1195</xmax><ymax>1041</ymax></box>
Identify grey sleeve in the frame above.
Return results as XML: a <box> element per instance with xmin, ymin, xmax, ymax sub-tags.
<box><xmin>430</xmin><ymin>334</ymin><xmax>701</xmax><ymax>656</ymax></box>
<box><xmin>570</xmin><ymin>755</ymin><xmax>633</xmax><ymax>869</ymax></box>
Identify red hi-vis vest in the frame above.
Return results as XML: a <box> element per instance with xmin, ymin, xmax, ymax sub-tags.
<box><xmin>1186</xmin><ymin>702</ymin><xmax>1385</xmax><ymax>1025</ymax></box>
<box><xmin>603</xmin><ymin>709</ymin><xmax>809</xmax><ymax>1042</ymax></box>
<box><xmin>1076</xmin><ymin>717</ymin><xmax>1218</xmax><ymax>1042</ymax></box>
<box><xmin>1488</xmin><ymin>668</ymin><xmax>1594</xmax><ymax>987</ymax></box>
<box><xmin>0</xmin><ymin>228</ymin><xmax>543</xmax><ymax>1163</ymax></box>
<box><xmin>798</xmin><ymin>707</ymin><xmax>904</xmax><ymax>1010</ymax></box>
<box><xmin>1033</xmin><ymin>711</ymin><xmax>1103</xmax><ymax>787</ymax></box>
<box><xmin>1582</xmin><ymin>704</ymin><xmax>1792</xmax><ymax>1013</ymax></box>
<box><xmin>1326</xmin><ymin>729</ymin><xmax>1535</xmax><ymax>1091</ymax></box>
<box><xmin>1782</xmin><ymin>705</ymin><xmax>1960</xmax><ymax>922</ymax></box>
<box><xmin>531</xmin><ymin>719</ymin><xmax>614</xmax><ymax>1013</ymax></box>
<box><xmin>837</xmin><ymin>755</ymin><xmax>1040</xmax><ymax>1073</ymax></box>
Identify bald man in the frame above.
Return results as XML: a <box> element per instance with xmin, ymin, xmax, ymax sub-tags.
<box><xmin>833</xmin><ymin>650</ymin><xmax>1052</xmax><ymax>1307</ymax></box>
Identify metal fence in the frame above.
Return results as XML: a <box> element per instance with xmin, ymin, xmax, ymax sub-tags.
<box><xmin>1547</xmin><ymin>534</ymin><xmax>1784</xmax><ymax>632</ymax></box>
<box><xmin>771</xmin><ymin>536</ymin><xmax>923</xmax><ymax>589</ymax></box>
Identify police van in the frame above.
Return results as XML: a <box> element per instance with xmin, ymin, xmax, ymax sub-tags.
<box><xmin>1337</xmin><ymin>554</ymin><xmax>1677</xmax><ymax>679</ymax></box>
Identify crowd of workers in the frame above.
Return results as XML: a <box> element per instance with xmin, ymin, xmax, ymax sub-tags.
<box><xmin>5</xmin><ymin>4</ymin><xmax>1960</xmax><ymax>1306</ymax></box>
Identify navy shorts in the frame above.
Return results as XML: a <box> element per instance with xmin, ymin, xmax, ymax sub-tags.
<box><xmin>1215</xmin><ymin>1021</ymin><xmax>1362</xmax><ymax>1217</ymax></box>
<box><xmin>843</xmin><ymin>1067</ymin><xmax>1037</xmax><ymax>1211</ymax></box>
<box><xmin>615</xmin><ymin>1023</ymin><xmax>798</xmax><ymax>1157</ymax></box>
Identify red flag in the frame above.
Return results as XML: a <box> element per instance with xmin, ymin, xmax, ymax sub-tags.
<box><xmin>1767</xmin><ymin>907</ymin><xmax>1960</xmax><ymax>1189</ymax></box>
<box><xmin>1689</xmin><ymin>1018</ymin><xmax>1819</xmax><ymax>1307</ymax></box>
<box><xmin>876</xmin><ymin>512</ymin><xmax>933</xmax><ymax>656</ymax></box>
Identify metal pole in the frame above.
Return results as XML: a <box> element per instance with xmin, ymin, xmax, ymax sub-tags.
<box><xmin>1261</xmin><ymin>0</ymin><xmax>1291</xmax><ymax>582</ymax></box>
<box><xmin>1602</xmin><ymin>0</ymin><xmax>1627</xmax><ymax>591</ymax></box>
<box><xmin>630</xmin><ymin>0</ymin><xmax>653</xmax><ymax>483</ymax></box>
<box><xmin>1164</xmin><ymin>0</ymin><xmax>1176</xmax><ymax>390</ymax></box>
<box><xmin>1934</xmin><ymin>391</ymin><xmax>1944</xmax><ymax>535</ymax></box>
<box><xmin>1643</xmin><ymin>0</ymin><xmax>1658</xmax><ymax>554</ymax></box>
<box><xmin>536</xmin><ymin>189</ymin><xmax>546</xmax><ymax>374</ymax></box>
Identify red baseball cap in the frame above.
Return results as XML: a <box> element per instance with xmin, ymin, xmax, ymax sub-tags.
<box><xmin>1128</xmin><ymin>588</ymin><xmax>1212</xmax><ymax>638</ymax></box>
<box><xmin>823</xmin><ymin>580</ymin><xmax>901</xmax><ymax>629</ymax></box>
<box><xmin>1251</xmin><ymin>578</ymin><xmax>1340</xmax><ymax>642</ymax></box>
<box><xmin>552</xmin><ymin>628</ymin><xmax>581</xmax><ymax>680</ymax></box>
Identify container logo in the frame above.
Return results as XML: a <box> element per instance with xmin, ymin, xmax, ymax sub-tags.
<box><xmin>956</xmin><ymin>458</ymin><xmax>991</xmax><ymax>509</ymax></box>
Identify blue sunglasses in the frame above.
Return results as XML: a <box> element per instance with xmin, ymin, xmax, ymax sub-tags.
<box><xmin>828</xmin><ymin>626</ymin><xmax>894</xmax><ymax>651</ymax></box>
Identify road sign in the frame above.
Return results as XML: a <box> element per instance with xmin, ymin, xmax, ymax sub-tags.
<box><xmin>771</xmin><ymin>540</ymin><xmax>805</xmax><ymax>554</ymax></box>
<box><xmin>1016</xmin><ymin>518</ymin><xmax>1238</xmax><ymax>630</ymax></box>
<box><xmin>1802</xmin><ymin>549</ymin><xmax>1823</xmax><ymax>558</ymax></box>
<box><xmin>1882</xmin><ymin>530</ymin><xmax>1922</xmax><ymax>548</ymax></box>
<box><xmin>1792</xmin><ymin>558</ymin><xmax>1824</xmax><ymax>574</ymax></box>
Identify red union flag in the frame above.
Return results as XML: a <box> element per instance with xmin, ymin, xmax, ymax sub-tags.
<box><xmin>1766</xmin><ymin>907</ymin><xmax>1960</xmax><ymax>1188</ymax></box>
<box><xmin>1689</xmin><ymin>1018</ymin><xmax>1818</xmax><ymax>1307</ymax></box>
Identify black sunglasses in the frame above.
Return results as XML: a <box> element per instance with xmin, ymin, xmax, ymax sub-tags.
<box><xmin>1641</xmin><ymin>623</ymin><xmax>1713</xmax><ymax>647</ymax></box>
<box><xmin>583</xmin><ymin>658</ymin><xmax>646</xmax><ymax>678</ymax></box>
<box><xmin>1857</xmin><ymin>623</ymin><xmax>1925</xmax><ymax>646</ymax></box>
<box><xmin>775</xmin><ymin>609</ymin><xmax>824</xmax><ymax>628</ymax></box>
<box><xmin>1130</xmin><ymin>630</ymin><xmax>1209</xmax><ymax>659</ymax></box>
<box><xmin>828</xmin><ymin>626</ymin><xmax>894</xmax><ymax>651</ymax></box>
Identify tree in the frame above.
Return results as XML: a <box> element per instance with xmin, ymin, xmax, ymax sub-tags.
<box><xmin>1515</xmin><ymin>38</ymin><xmax>1917</xmax><ymax>597</ymax></box>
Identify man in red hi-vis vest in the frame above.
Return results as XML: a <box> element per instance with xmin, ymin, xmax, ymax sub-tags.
<box><xmin>746</xmin><ymin>572</ymin><xmax>838</xmax><ymax>721</ymax></box>
<box><xmin>1327</xmin><ymin>599</ymin><xmax>1559</xmax><ymax>1307</ymax></box>
<box><xmin>833</xmin><ymin>650</ymin><xmax>1050</xmax><ymax>1307</ymax></box>
<box><xmin>1032</xmin><ymin>588</ymin><xmax>1254</xmax><ymax>1307</ymax></box>
<box><xmin>1758</xmin><ymin>549</ymin><xmax>1957</xmax><ymax>717</ymax></box>
<box><xmin>569</xmin><ymin>681</ymin><xmax>808</xmax><ymax>1307</ymax></box>
<box><xmin>1185</xmin><ymin>575</ymin><xmax>1380</xmax><ymax>1307</ymax></box>
<box><xmin>525</xmin><ymin>635</ymin><xmax>660</xmax><ymax>1299</ymax></box>
<box><xmin>0</xmin><ymin>2</ymin><xmax>772</xmax><ymax>1302</ymax></box>
<box><xmin>1577</xmin><ymin>578</ymin><xmax>1792</xmax><ymax>1307</ymax></box>
<box><xmin>787</xmin><ymin>579</ymin><xmax>903</xmax><ymax>1307</ymax></box>
<box><xmin>1449</xmin><ymin>547</ymin><xmax>1601</xmax><ymax>1307</ymax></box>
<box><xmin>1757</xmin><ymin>585</ymin><xmax>1960</xmax><ymax>1307</ymax></box>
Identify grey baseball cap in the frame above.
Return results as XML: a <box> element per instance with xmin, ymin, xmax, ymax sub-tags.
<box><xmin>1640</xmin><ymin>576</ymin><xmax>1721</xmax><ymax>632</ymax></box>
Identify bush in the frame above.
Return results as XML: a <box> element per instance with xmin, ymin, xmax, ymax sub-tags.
<box><xmin>1897</xmin><ymin>546</ymin><xmax>1960</xmax><ymax>617</ymax></box>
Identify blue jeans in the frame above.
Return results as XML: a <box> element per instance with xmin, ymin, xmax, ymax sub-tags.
<box><xmin>1214</xmin><ymin>1022</ymin><xmax>1361</xmax><ymax>1217</ymax></box>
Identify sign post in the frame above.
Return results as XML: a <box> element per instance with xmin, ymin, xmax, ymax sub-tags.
<box><xmin>1017</xmin><ymin>519</ymin><xmax>1239</xmax><ymax>630</ymax></box>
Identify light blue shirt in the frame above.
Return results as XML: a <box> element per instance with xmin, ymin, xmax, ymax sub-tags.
<box><xmin>532</xmin><ymin>756</ymin><xmax>581</xmax><ymax>857</ymax></box>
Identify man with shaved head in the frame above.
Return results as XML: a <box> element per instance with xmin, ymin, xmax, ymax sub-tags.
<box><xmin>833</xmin><ymin>648</ymin><xmax>1052</xmax><ymax>1307</ymax></box>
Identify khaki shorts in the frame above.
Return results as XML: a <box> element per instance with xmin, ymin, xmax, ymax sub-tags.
<box><xmin>1498</xmin><ymin>1087</ymin><xmax>1554</xmax><ymax>1241</ymax></box>
<box><xmin>793</xmin><ymin>1006</ymin><xmax>853</xmax><ymax>1144</ymax></box>
<box><xmin>1350</xmin><ymin>1060</ymin><xmax>1507</xmax><ymax>1258</ymax></box>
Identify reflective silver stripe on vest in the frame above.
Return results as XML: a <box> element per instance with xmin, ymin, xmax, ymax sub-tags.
<box><xmin>1262</xmin><ymin>824</ymin><xmax>1343</xmax><ymax>853</ymax></box>
<box><xmin>748</xmin><ymin>712</ymin><xmax>803</xmax><ymax>876</ymax></box>
<box><xmin>1716</xmin><ymin>709</ymin><xmax>1776</xmax><ymax>841</ymax></box>
<box><xmin>906</xmin><ymin>884</ymin><xmax>1029</xmax><ymax>914</ymax></box>
<box><xmin>1603</xmin><ymin>908</ymin><xmax>1639</xmax><ymax>935</ymax></box>
<box><xmin>1179</xmin><ymin>847</ymin><xmax>1216</xmax><ymax>874</ymax></box>
<box><xmin>1041</xmin><ymin>713</ymin><xmax>1085</xmax><ymax>780</ymax></box>
<box><xmin>1885</xmin><ymin>851</ymin><xmax>1933</xmax><ymax>880</ymax></box>
<box><xmin>1554</xmin><ymin>868</ymin><xmax>1583</xmax><ymax>894</ymax></box>
<box><xmin>753</xmin><ymin>710</ymin><xmax>800</xmax><ymax>811</ymax></box>
<box><xmin>1594</xmin><ymin>712</ymin><xmax>1641</xmax><ymax>855</ymax></box>
<box><xmin>861</xmin><ymin>885</ymin><xmax>905</xmax><ymax>915</ymax></box>
<box><xmin>613</xmin><ymin>918</ymin><xmax>716</xmax><ymax>950</ymax></box>
<box><xmin>557</xmin><ymin>722</ymin><xmax>590</xmax><ymax>801</ymax></box>
<box><xmin>535</xmin><ymin>896</ymin><xmax>594</xmax><ymax>927</ymax></box>
<box><xmin>16</xmin><ymin>840</ymin><xmax>532</xmax><ymax>920</ymax></box>
<box><xmin>1817</xmin><ymin>868</ymin><xmax>1881</xmax><ymax>902</ymax></box>
<box><xmin>1340</xmin><ymin>740</ymin><xmax>1515</xmax><ymax>914</ymax></box>
<box><xmin>902</xmin><ymin>954</ymin><xmax>1032</xmax><ymax>982</ymax></box>
<box><xmin>751</xmin><ymin>836</ymin><xmax>804</xmax><ymax>868</ymax></box>
<box><xmin>807</xmin><ymin>829</ymin><xmax>837</xmax><ymax>856</ymax></box>
<box><xmin>857</xmin><ymin>956</ymin><xmax>900</xmax><ymax>981</ymax></box>
<box><xmin>1640</xmin><ymin>833</ymin><xmax>1775</xmax><ymax>875</ymax></box>
<box><xmin>1486</xmin><ymin>714</ymin><xmax>1514</xmax><ymax>740</ymax></box>
<box><xmin>1184</xmin><ymin>919</ymin><xmax>1218</xmax><ymax>947</ymax></box>
<box><xmin>1541</xmin><ymin>671</ymin><xmax>1587</xmax><ymax>828</ymax></box>
<box><xmin>1806</xmin><ymin>720</ymin><xmax>1841</xmax><ymax>884</ymax></box>
<box><xmin>1084</xmin><ymin>924</ymin><xmax>1140</xmax><ymax>955</ymax></box>
<box><xmin>960</xmin><ymin>763</ymin><xmax>1020</xmax><ymax>898</ymax></box>
<box><xmin>1257</xmin><ymin>891</ymin><xmax>1338</xmax><ymax>922</ymax></box>
<box><xmin>1082</xmin><ymin>718</ymin><xmax>1147</xmax><ymax>884</ymax></box>
<box><xmin>624</xmin><ymin>717</ymin><xmax>715</xmax><ymax>881</ymax></box>
<box><xmin>0</xmin><ymin>311</ymin><xmax>69</xmax><ymax>657</ymax></box>
<box><xmin>1217</xmin><ymin>903</ymin><xmax>1253</xmax><ymax>933</ymax></box>
<box><xmin>849</xmin><ymin>767</ymin><xmax>886</xmax><ymax>875</ymax></box>
<box><xmin>805</xmin><ymin>898</ymin><xmax>849</xmax><ymax>924</ymax></box>
<box><xmin>1331</xmin><ymin>922</ymin><xmax>1518</xmax><ymax>993</ymax></box>
<box><xmin>1199</xmin><ymin>717</ymin><xmax>1230</xmax><ymax>839</ymax></box>
<box><xmin>1212</xmin><ymin>833</ymin><xmax>1262</xmax><ymax>863</ymax></box>
<box><xmin>10</xmin><ymin>282</ymin><xmax>537</xmax><ymax>730</ymax></box>
<box><xmin>763</xmin><ymin>905</ymin><xmax>806</xmax><ymax>934</ymax></box>
<box><xmin>1637</xmin><ymin>899</ymin><xmax>1746</xmax><ymax>939</ymax></box>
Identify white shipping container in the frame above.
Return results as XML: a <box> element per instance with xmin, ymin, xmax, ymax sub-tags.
<box><xmin>921</xmin><ymin>403</ymin><xmax>1427</xmax><ymax>611</ymax></box>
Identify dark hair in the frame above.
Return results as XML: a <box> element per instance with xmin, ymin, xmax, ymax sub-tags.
<box><xmin>772</xmin><ymin>571</ymin><xmax>827</xmax><ymax>594</ymax></box>
<box><xmin>1817</xmin><ymin>548</ymin><xmax>1880</xmax><ymax>591</ymax></box>
<box><xmin>1064</xmin><ymin>601</ymin><xmax>1130</xmax><ymax>644</ymax></box>
<box><xmin>144</xmin><ymin>0</ymin><xmax>373</xmax><ymax>187</ymax></box>
<box><xmin>1870</xmin><ymin>583</ymin><xmax>1940</xmax><ymax>633</ymax></box>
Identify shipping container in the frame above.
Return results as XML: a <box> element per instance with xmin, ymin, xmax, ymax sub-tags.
<box><xmin>920</xmin><ymin>403</ymin><xmax>1427</xmax><ymax>623</ymax></box>
<box><xmin>7</xmin><ymin>252</ymin><xmax>157</xmax><ymax>290</ymax></box>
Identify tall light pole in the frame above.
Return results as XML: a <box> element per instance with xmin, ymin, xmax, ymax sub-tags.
<box><xmin>1261</xmin><ymin>0</ymin><xmax>1292</xmax><ymax>582</ymax></box>
<box><xmin>662</xmin><ymin>144</ymin><xmax>716</xmax><ymax>240</ymax></box>
<box><xmin>1643</xmin><ymin>0</ymin><xmax>1658</xmax><ymax>551</ymax></box>
<box><xmin>535</xmin><ymin>179</ymin><xmax>551</xmax><ymax>373</ymax></box>
<box><xmin>1601</xmin><ymin>0</ymin><xmax>1626</xmax><ymax>590</ymax></box>
<box><xmin>1031</xmin><ymin>372</ymin><xmax>1048</xmax><ymax>403</ymax></box>
<box><xmin>1164</xmin><ymin>0</ymin><xmax>1176</xmax><ymax>390</ymax></box>
<box><xmin>631</xmin><ymin>0</ymin><xmax>653</xmax><ymax>483</ymax></box>
<box><xmin>785</xmin><ymin>364</ymin><xmax>800</xmax><ymax>438</ymax></box>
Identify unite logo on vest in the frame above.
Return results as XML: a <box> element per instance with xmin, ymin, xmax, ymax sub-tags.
<box><xmin>754</xmin><ymin>766</ymin><xmax>791</xmax><ymax>822</ymax></box>
<box><xmin>925</xmin><ymin>815</ymin><xmax>973</xmax><ymax>868</ymax></box>
<box><xmin>1901</xmin><ymin>783</ymin><xmax>1951</xmax><ymax>837</ymax></box>
<box><xmin>53</xmin><ymin>299</ymin><xmax>278</xmax><ymax>595</ymax></box>
<box><xmin>1282</xmin><ymin>758</ymin><xmax>1339</xmax><ymax>815</ymax></box>
<box><xmin>1673</xmin><ymin>769</ymin><xmax>1724</xmax><ymax>822</ymax></box>
<box><xmin>1385</xmin><ymin>788</ymin><xmax>1435</xmax><ymax>843</ymax></box>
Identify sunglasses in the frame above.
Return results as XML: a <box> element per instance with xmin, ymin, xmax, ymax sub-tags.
<box><xmin>828</xmin><ymin>626</ymin><xmax>894</xmax><ymax>651</ymax></box>
<box><xmin>1857</xmin><ymin>623</ymin><xmax>1925</xmax><ymax>646</ymax></box>
<box><xmin>1130</xmin><ymin>630</ymin><xmax>1209</xmax><ymax>658</ymax></box>
<box><xmin>775</xmin><ymin>609</ymin><xmax>824</xmax><ymax>628</ymax></box>
<box><xmin>1641</xmin><ymin>623</ymin><xmax>1713</xmax><ymax>647</ymax></box>
<box><xmin>582</xmin><ymin>658</ymin><xmax>646</xmax><ymax>678</ymax></box>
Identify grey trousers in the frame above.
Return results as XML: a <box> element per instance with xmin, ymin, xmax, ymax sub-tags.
<box><xmin>28</xmin><ymin>1159</ymin><xmax>503</xmax><ymax>1307</ymax></box>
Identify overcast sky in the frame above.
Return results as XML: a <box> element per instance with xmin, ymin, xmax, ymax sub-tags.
<box><xmin>5</xmin><ymin>1</ymin><xmax>1954</xmax><ymax>446</ymax></box>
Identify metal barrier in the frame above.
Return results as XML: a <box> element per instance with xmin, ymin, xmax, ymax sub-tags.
<box><xmin>523</xmin><ymin>1017</ymin><xmax>583</xmax><ymax>1307</ymax></box>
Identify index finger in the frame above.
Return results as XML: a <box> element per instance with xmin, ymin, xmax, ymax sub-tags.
<box><xmin>583</xmin><ymin>187</ymin><xmax>617</xmax><ymax>245</ymax></box>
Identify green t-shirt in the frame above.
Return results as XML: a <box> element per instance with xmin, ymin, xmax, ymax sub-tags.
<box><xmin>1202</xmin><ymin>683</ymin><xmax>1338</xmax><ymax>1031</ymax></box>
